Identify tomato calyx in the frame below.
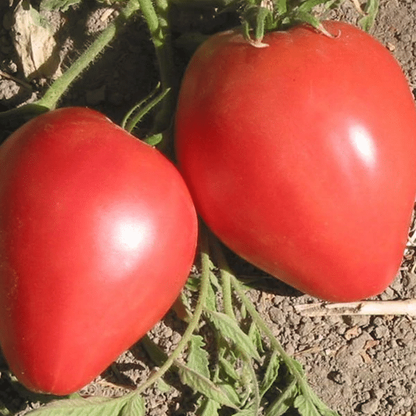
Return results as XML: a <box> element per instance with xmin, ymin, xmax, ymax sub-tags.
<box><xmin>241</xmin><ymin>0</ymin><xmax>334</xmax><ymax>46</ymax></box>
<box><xmin>241</xmin><ymin>1</ymin><xmax>276</xmax><ymax>46</ymax></box>
<box><xmin>242</xmin><ymin>3</ymin><xmax>274</xmax><ymax>47</ymax></box>
<box><xmin>240</xmin><ymin>0</ymin><xmax>378</xmax><ymax>46</ymax></box>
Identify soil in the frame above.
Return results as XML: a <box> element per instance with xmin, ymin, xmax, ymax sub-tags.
<box><xmin>1</xmin><ymin>1</ymin><xmax>416</xmax><ymax>416</ymax></box>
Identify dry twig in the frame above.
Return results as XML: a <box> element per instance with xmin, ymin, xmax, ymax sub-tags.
<box><xmin>0</xmin><ymin>70</ymin><xmax>32</xmax><ymax>90</ymax></box>
<box><xmin>295</xmin><ymin>299</ymin><xmax>416</xmax><ymax>317</ymax></box>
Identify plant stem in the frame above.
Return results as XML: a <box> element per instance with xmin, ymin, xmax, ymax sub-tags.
<box><xmin>138</xmin><ymin>0</ymin><xmax>161</xmax><ymax>45</ymax></box>
<box><xmin>121</xmin><ymin>84</ymin><xmax>161</xmax><ymax>131</ymax></box>
<box><xmin>138</xmin><ymin>0</ymin><xmax>177</xmax><ymax>137</ymax></box>
<box><xmin>229</xmin><ymin>274</ymin><xmax>327</xmax><ymax>403</ymax></box>
<box><xmin>215</xmin><ymin>244</ymin><xmax>236</xmax><ymax>320</ymax></box>
<box><xmin>37</xmin><ymin>0</ymin><xmax>140</xmax><ymax>110</ymax></box>
<box><xmin>124</xmin><ymin>86</ymin><xmax>170</xmax><ymax>134</ymax></box>
<box><xmin>230</xmin><ymin>276</ymin><xmax>298</xmax><ymax>364</ymax></box>
<box><xmin>0</xmin><ymin>103</ymin><xmax>50</xmax><ymax>125</ymax></box>
<box><xmin>211</xmin><ymin>236</ymin><xmax>316</xmax><ymax>400</ymax></box>
<box><xmin>136</xmin><ymin>226</ymin><xmax>211</xmax><ymax>394</ymax></box>
<box><xmin>0</xmin><ymin>0</ymin><xmax>140</xmax><ymax>127</ymax></box>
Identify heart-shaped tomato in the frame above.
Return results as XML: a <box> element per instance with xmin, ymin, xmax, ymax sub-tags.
<box><xmin>0</xmin><ymin>107</ymin><xmax>197</xmax><ymax>395</ymax></box>
<box><xmin>175</xmin><ymin>21</ymin><xmax>416</xmax><ymax>302</ymax></box>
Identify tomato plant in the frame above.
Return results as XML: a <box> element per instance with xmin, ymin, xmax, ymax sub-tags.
<box><xmin>175</xmin><ymin>20</ymin><xmax>416</xmax><ymax>302</ymax></box>
<box><xmin>0</xmin><ymin>0</ymin><xmax>410</xmax><ymax>414</ymax></box>
<box><xmin>0</xmin><ymin>107</ymin><xmax>198</xmax><ymax>395</ymax></box>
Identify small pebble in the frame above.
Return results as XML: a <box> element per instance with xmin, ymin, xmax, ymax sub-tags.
<box><xmin>361</xmin><ymin>399</ymin><xmax>379</xmax><ymax>414</ymax></box>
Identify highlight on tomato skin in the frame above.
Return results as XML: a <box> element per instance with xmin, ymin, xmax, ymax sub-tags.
<box><xmin>0</xmin><ymin>107</ymin><xmax>198</xmax><ymax>395</ymax></box>
<box><xmin>174</xmin><ymin>20</ymin><xmax>416</xmax><ymax>303</ymax></box>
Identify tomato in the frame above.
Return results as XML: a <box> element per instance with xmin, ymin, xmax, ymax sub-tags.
<box><xmin>175</xmin><ymin>21</ymin><xmax>416</xmax><ymax>302</ymax></box>
<box><xmin>0</xmin><ymin>108</ymin><xmax>198</xmax><ymax>395</ymax></box>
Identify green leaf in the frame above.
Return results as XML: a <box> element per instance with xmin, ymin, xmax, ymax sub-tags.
<box><xmin>295</xmin><ymin>391</ymin><xmax>340</xmax><ymax>416</ymax></box>
<box><xmin>232</xmin><ymin>405</ymin><xmax>256</xmax><ymax>416</ymax></box>
<box><xmin>240</xmin><ymin>302</ymin><xmax>247</xmax><ymax>320</ymax></box>
<box><xmin>156</xmin><ymin>378</ymin><xmax>171</xmax><ymax>393</ymax></box>
<box><xmin>0</xmin><ymin>403</ymin><xmax>12</xmax><ymax>416</ymax></box>
<box><xmin>282</xmin><ymin>358</ymin><xmax>340</xmax><ymax>415</ymax></box>
<box><xmin>303</xmin><ymin>385</ymin><xmax>341</xmax><ymax>416</ymax></box>
<box><xmin>185</xmin><ymin>275</ymin><xmax>201</xmax><ymax>292</ymax></box>
<box><xmin>239</xmin><ymin>359</ymin><xmax>260</xmax><ymax>411</ymax></box>
<box><xmin>143</xmin><ymin>133</ymin><xmax>163</xmax><ymax>146</ymax></box>
<box><xmin>205</xmin><ymin>273</ymin><xmax>219</xmax><ymax>312</ymax></box>
<box><xmin>323</xmin><ymin>0</ymin><xmax>344</xmax><ymax>9</ymax></box>
<box><xmin>209</xmin><ymin>268</ymin><xmax>221</xmax><ymax>291</ymax></box>
<box><xmin>276</xmin><ymin>0</ymin><xmax>287</xmax><ymax>14</ymax></box>
<box><xmin>265</xmin><ymin>379</ymin><xmax>298</xmax><ymax>416</ymax></box>
<box><xmin>294</xmin><ymin>395</ymin><xmax>322</xmax><ymax>416</ymax></box>
<box><xmin>40</xmin><ymin>0</ymin><xmax>82</xmax><ymax>12</ymax></box>
<box><xmin>171</xmin><ymin>0</ymin><xmax>238</xmax><ymax>6</ymax></box>
<box><xmin>240</xmin><ymin>358</ymin><xmax>255</xmax><ymax>388</ymax></box>
<box><xmin>358</xmin><ymin>0</ymin><xmax>379</xmax><ymax>32</ymax></box>
<box><xmin>289</xmin><ymin>357</ymin><xmax>306</xmax><ymax>375</ymax></box>
<box><xmin>218</xmin><ymin>356</ymin><xmax>240</xmax><ymax>383</ymax></box>
<box><xmin>292</xmin><ymin>11</ymin><xmax>325</xmax><ymax>31</ymax></box>
<box><xmin>205</xmin><ymin>310</ymin><xmax>261</xmax><ymax>361</ymax></box>
<box><xmin>197</xmin><ymin>398</ymin><xmax>221</xmax><ymax>416</ymax></box>
<box><xmin>298</xmin><ymin>0</ymin><xmax>330</xmax><ymax>13</ymax></box>
<box><xmin>218</xmin><ymin>336</ymin><xmax>238</xmax><ymax>364</ymax></box>
<box><xmin>120</xmin><ymin>394</ymin><xmax>145</xmax><ymax>416</ymax></box>
<box><xmin>215</xmin><ymin>337</ymin><xmax>238</xmax><ymax>384</ymax></box>
<box><xmin>140</xmin><ymin>335</ymin><xmax>168</xmax><ymax>367</ymax></box>
<box><xmin>248</xmin><ymin>322</ymin><xmax>264</xmax><ymax>354</ymax></box>
<box><xmin>178</xmin><ymin>366</ymin><xmax>239</xmax><ymax>409</ymax></box>
<box><xmin>233</xmin><ymin>404</ymin><xmax>258</xmax><ymax>416</ymax></box>
<box><xmin>27</xmin><ymin>3</ymin><xmax>51</xmax><ymax>30</ymax></box>
<box><xmin>260</xmin><ymin>352</ymin><xmax>281</xmax><ymax>398</ymax></box>
<box><xmin>25</xmin><ymin>395</ymin><xmax>134</xmax><ymax>416</ymax></box>
<box><xmin>215</xmin><ymin>383</ymin><xmax>241</xmax><ymax>408</ymax></box>
<box><xmin>187</xmin><ymin>335</ymin><xmax>211</xmax><ymax>379</ymax></box>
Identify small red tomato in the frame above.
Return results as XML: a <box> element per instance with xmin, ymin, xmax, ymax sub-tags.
<box><xmin>175</xmin><ymin>21</ymin><xmax>416</xmax><ymax>302</ymax></box>
<box><xmin>0</xmin><ymin>107</ymin><xmax>197</xmax><ymax>395</ymax></box>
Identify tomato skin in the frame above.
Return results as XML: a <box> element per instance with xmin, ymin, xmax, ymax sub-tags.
<box><xmin>175</xmin><ymin>21</ymin><xmax>416</xmax><ymax>302</ymax></box>
<box><xmin>0</xmin><ymin>107</ymin><xmax>197</xmax><ymax>395</ymax></box>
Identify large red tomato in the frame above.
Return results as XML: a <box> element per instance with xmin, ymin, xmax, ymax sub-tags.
<box><xmin>175</xmin><ymin>21</ymin><xmax>416</xmax><ymax>302</ymax></box>
<box><xmin>0</xmin><ymin>108</ymin><xmax>197</xmax><ymax>395</ymax></box>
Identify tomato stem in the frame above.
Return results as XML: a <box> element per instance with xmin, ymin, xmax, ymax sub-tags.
<box><xmin>240</xmin><ymin>0</ymin><xmax>376</xmax><ymax>44</ymax></box>
<box><xmin>229</xmin><ymin>271</ymin><xmax>339</xmax><ymax>413</ymax></box>
<box><xmin>138</xmin><ymin>0</ymin><xmax>177</xmax><ymax>141</ymax></box>
<box><xmin>212</xmin><ymin>240</ymin><xmax>236</xmax><ymax>320</ymax></box>
<box><xmin>213</xmin><ymin>241</ymin><xmax>290</xmax><ymax>360</ymax></box>
<box><xmin>211</xmin><ymin>236</ymin><xmax>338</xmax><ymax>413</ymax></box>
<box><xmin>0</xmin><ymin>103</ymin><xmax>50</xmax><ymax>128</ymax></box>
<box><xmin>121</xmin><ymin>83</ymin><xmax>171</xmax><ymax>134</ymax></box>
<box><xmin>135</xmin><ymin>226</ymin><xmax>211</xmax><ymax>394</ymax></box>
<box><xmin>37</xmin><ymin>1</ymin><xmax>140</xmax><ymax>110</ymax></box>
